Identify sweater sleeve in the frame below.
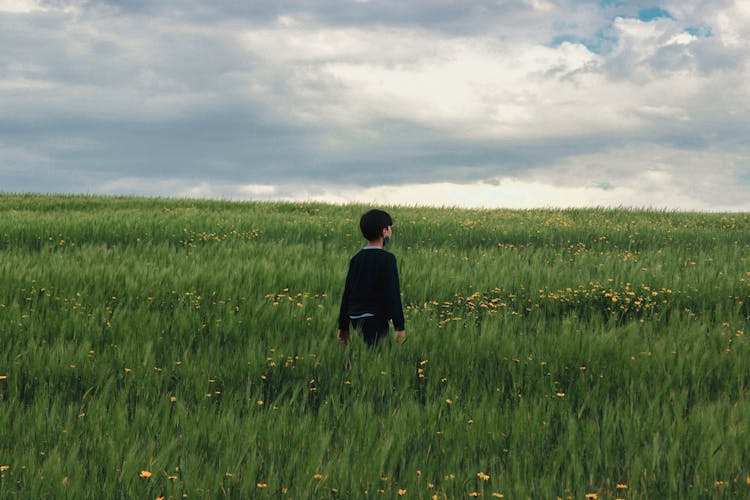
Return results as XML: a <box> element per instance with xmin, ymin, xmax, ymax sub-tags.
<box><xmin>338</xmin><ymin>260</ymin><xmax>353</xmax><ymax>330</ymax></box>
<box><xmin>386</xmin><ymin>254</ymin><xmax>405</xmax><ymax>330</ymax></box>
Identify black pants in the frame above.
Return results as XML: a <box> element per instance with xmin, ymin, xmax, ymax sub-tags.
<box><xmin>351</xmin><ymin>315</ymin><xmax>389</xmax><ymax>346</ymax></box>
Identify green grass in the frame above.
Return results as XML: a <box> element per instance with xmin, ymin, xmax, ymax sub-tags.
<box><xmin>0</xmin><ymin>193</ymin><xmax>748</xmax><ymax>498</ymax></box>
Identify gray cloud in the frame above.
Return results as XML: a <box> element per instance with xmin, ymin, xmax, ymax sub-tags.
<box><xmin>1</xmin><ymin>0</ymin><xmax>749</xmax><ymax>209</ymax></box>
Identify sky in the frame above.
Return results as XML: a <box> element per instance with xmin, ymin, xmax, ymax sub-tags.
<box><xmin>1</xmin><ymin>0</ymin><xmax>749</xmax><ymax>210</ymax></box>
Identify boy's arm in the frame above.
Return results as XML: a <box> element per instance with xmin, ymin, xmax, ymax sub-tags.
<box><xmin>386</xmin><ymin>254</ymin><xmax>406</xmax><ymax>336</ymax></box>
<box><xmin>337</xmin><ymin>260</ymin><xmax>353</xmax><ymax>336</ymax></box>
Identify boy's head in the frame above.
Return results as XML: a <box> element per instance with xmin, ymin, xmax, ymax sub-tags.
<box><xmin>360</xmin><ymin>209</ymin><xmax>393</xmax><ymax>242</ymax></box>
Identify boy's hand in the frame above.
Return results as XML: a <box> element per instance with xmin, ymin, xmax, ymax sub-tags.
<box><xmin>394</xmin><ymin>330</ymin><xmax>406</xmax><ymax>343</ymax></box>
<box><xmin>337</xmin><ymin>329</ymin><xmax>350</xmax><ymax>345</ymax></box>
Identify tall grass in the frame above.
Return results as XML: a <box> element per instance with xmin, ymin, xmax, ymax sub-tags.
<box><xmin>0</xmin><ymin>194</ymin><xmax>748</xmax><ymax>498</ymax></box>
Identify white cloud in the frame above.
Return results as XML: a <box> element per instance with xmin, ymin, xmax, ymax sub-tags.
<box><xmin>237</xmin><ymin>16</ymin><xmax>747</xmax><ymax>150</ymax></box>
<box><xmin>0</xmin><ymin>0</ymin><xmax>42</xmax><ymax>13</ymax></box>
<box><xmin>0</xmin><ymin>0</ymin><xmax>82</xmax><ymax>14</ymax></box>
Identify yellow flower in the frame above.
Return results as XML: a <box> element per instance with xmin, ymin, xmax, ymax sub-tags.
<box><xmin>616</xmin><ymin>483</ymin><xmax>628</xmax><ymax>489</ymax></box>
<box><xmin>469</xmin><ymin>492</ymin><xmax>479</xmax><ymax>497</ymax></box>
<box><xmin>398</xmin><ymin>489</ymin><xmax>407</xmax><ymax>495</ymax></box>
<box><xmin>492</xmin><ymin>494</ymin><xmax>505</xmax><ymax>498</ymax></box>
<box><xmin>257</xmin><ymin>483</ymin><xmax>268</xmax><ymax>488</ymax></box>
<box><xmin>445</xmin><ymin>399</ymin><xmax>452</xmax><ymax>405</ymax></box>
<box><xmin>555</xmin><ymin>392</ymin><xmax>565</xmax><ymax>398</ymax></box>
<box><xmin>0</xmin><ymin>466</ymin><xmax>9</xmax><ymax>472</ymax></box>
<box><xmin>477</xmin><ymin>472</ymin><xmax>490</xmax><ymax>481</ymax></box>
<box><xmin>139</xmin><ymin>470</ymin><xmax>152</xmax><ymax>478</ymax></box>
<box><xmin>313</xmin><ymin>474</ymin><xmax>322</xmax><ymax>480</ymax></box>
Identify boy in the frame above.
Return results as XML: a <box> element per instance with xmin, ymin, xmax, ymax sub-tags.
<box><xmin>337</xmin><ymin>209</ymin><xmax>406</xmax><ymax>346</ymax></box>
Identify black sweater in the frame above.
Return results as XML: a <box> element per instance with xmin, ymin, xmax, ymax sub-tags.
<box><xmin>338</xmin><ymin>248</ymin><xmax>405</xmax><ymax>331</ymax></box>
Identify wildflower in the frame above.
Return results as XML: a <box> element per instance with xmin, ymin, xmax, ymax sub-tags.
<box><xmin>616</xmin><ymin>484</ymin><xmax>628</xmax><ymax>489</ymax></box>
<box><xmin>257</xmin><ymin>483</ymin><xmax>268</xmax><ymax>488</ymax></box>
<box><xmin>398</xmin><ymin>489</ymin><xmax>407</xmax><ymax>495</ymax></box>
<box><xmin>0</xmin><ymin>466</ymin><xmax>9</xmax><ymax>472</ymax></box>
<box><xmin>555</xmin><ymin>392</ymin><xmax>565</xmax><ymax>398</ymax></box>
<box><xmin>585</xmin><ymin>493</ymin><xmax>598</xmax><ymax>499</ymax></box>
<box><xmin>469</xmin><ymin>492</ymin><xmax>479</xmax><ymax>497</ymax></box>
<box><xmin>314</xmin><ymin>474</ymin><xmax>323</xmax><ymax>479</ymax></box>
<box><xmin>445</xmin><ymin>399</ymin><xmax>453</xmax><ymax>405</ymax></box>
<box><xmin>477</xmin><ymin>472</ymin><xmax>490</xmax><ymax>481</ymax></box>
<box><xmin>139</xmin><ymin>470</ymin><xmax>152</xmax><ymax>478</ymax></box>
<box><xmin>492</xmin><ymin>494</ymin><xmax>504</xmax><ymax>498</ymax></box>
<box><xmin>0</xmin><ymin>376</ymin><xmax>6</xmax><ymax>380</ymax></box>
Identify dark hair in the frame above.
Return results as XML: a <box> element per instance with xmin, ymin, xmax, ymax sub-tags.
<box><xmin>360</xmin><ymin>209</ymin><xmax>393</xmax><ymax>241</ymax></box>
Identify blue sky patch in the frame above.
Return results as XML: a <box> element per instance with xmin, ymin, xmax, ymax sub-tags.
<box><xmin>638</xmin><ymin>7</ymin><xmax>673</xmax><ymax>22</ymax></box>
<box><xmin>686</xmin><ymin>25</ymin><xmax>713</xmax><ymax>38</ymax></box>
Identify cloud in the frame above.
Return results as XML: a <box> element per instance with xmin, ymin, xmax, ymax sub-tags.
<box><xmin>1</xmin><ymin>0</ymin><xmax>749</xmax><ymax>210</ymax></box>
<box><xmin>89</xmin><ymin>143</ymin><xmax>750</xmax><ymax>212</ymax></box>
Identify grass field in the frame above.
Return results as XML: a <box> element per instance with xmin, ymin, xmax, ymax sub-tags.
<box><xmin>0</xmin><ymin>194</ymin><xmax>748</xmax><ymax>499</ymax></box>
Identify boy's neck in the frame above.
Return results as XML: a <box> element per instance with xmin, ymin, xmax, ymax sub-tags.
<box><xmin>365</xmin><ymin>238</ymin><xmax>384</xmax><ymax>248</ymax></box>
